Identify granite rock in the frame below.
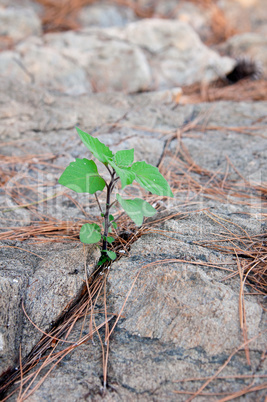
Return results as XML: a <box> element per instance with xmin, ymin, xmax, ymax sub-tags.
<box><xmin>0</xmin><ymin>242</ymin><xmax>100</xmax><ymax>371</ymax></box>
<box><xmin>0</xmin><ymin>19</ymin><xmax>236</xmax><ymax>94</ymax></box>
<box><xmin>0</xmin><ymin>4</ymin><xmax>266</xmax><ymax>399</ymax></box>
<box><xmin>219</xmin><ymin>32</ymin><xmax>267</xmax><ymax>75</ymax></box>
<box><xmin>0</xmin><ymin>6</ymin><xmax>42</xmax><ymax>43</ymax></box>
<box><xmin>77</xmin><ymin>2</ymin><xmax>136</xmax><ymax>28</ymax></box>
<box><xmin>109</xmin><ymin>19</ymin><xmax>235</xmax><ymax>87</ymax></box>
<box><xmin>108</xmin><ymin>226</ymin><xmax>264</xmax><ymax>355</ymax></box>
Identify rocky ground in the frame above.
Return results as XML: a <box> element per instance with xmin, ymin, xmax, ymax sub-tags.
<box><xmin>0</xmin><ymin>1</ymin><xmax>266</xmax><ymax>401</ymax></box>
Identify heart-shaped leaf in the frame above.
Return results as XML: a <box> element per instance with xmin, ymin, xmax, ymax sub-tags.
<box><xmin>80</xmin><ymin>223</ymin><xmax>101</xmax><ymax>244</ymax></box>
<box><xmin>106</xmin><ymin>250</ymin><xmax>117</xmax><ymax>260</ymax></box>
<box><xmin>59</xmin><ymin>158</ymin><xmax>105</xmax><ymax>194</ymax></box>
<box><xmin>116</xmin><ymin>194</ymin><xmax>156</xmax><ymax>226</ymax></box>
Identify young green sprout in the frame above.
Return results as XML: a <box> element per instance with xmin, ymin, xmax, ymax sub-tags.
<box><xmin>59</xmin><ymin>127</ymin><xmax>173</xmax><ymax>263</ymax></box>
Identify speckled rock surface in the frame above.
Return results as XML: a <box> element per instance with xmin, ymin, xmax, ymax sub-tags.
<box><xmin>0</xmin><ymin>242</ymin><xmax>100</xmax><ymax>371</ymax></box>
<box><xmin>0</xmin><ymin>6</ymin><xmax>42</xmax><ymax>43</ymax></box>
<box><xmin>108</xmin><ymin>226</ymin><xmax>264</xmax><ymax>353</ymax></box>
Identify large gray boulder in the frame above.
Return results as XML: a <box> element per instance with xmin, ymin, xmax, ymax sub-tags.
<box><xmin>0</xmin><ymin>73</ymin><xmax>266</xmax><ymax>399</ymax></box>
<box><xmin>0</xmin><ymin>19</ymin><xmax>235</xmax><ymax>95</ymax></box>
<box><xmin>0</xmin><ymin>3</ymin><xmax>266</xmax><ymax>398</ymax></box>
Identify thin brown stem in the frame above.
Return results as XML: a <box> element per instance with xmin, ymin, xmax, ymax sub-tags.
<box><xmin>94</xmin><ymin>193</ymin><xmax>103</xmax><ymax>214</ymax></box>
<box><xmin>102</xmin><ymin>168</ymin><xmax>116</xmax><ymax>252</ymax></box>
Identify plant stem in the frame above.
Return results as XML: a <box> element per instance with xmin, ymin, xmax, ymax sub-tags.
<box><xmin>94</xmin><ymin>193</ymin><xmax>103</xmax><ymax>214</ymax></box>
<box><xmin>102</xmin><ymin>169</ymin><xmax>116</xmax><ymax>252</ymax></box>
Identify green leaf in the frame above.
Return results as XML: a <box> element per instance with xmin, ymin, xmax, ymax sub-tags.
<box><xmin>109</xmin><ymin>160</ymin><xmax>135</xmax><ymax>189</ymax></box>
<box><xmin>97</xmin><ymin>254</ymin><xmax>109</xmax><ymax>266</ymax></box>
<box><xmin>116</xmin><ymin>194</ymin><xmax>156</xmax><ymax>226</ymax></box>
<box><xmin>76</xmin><ymin>127</ymin><xmax>113</xmax><ymax>164</ymax></box>
<box><xmin>131</xmin><ymin>161</ymin><xmax>173</xmax><ymax>197</ymax></box>
<box><xmin>114</xmin><ymin>149</ymin><xmax>134</xmax><ymax>167</ymax></box>
<box><xmin>58</xmin><ymin>158</ymin><xmax>106</xmax><ymax>194</ymax></box>
<box><xmin>80</xmin><ymin>223</ymin><xmax>101</xmax><ymax>244</ymax></box>
<box><xmin>106</xmin><ymin>250</ymin><xmax>117</xmax><ymax>260</ymax></box>
<box><xmin>103</xmin><ymin>235</ymin><xmax>114</xmax><ymax>243</ymax></box>
<box><xmin>109</xmin><ymin>215</ymin><xmax>114</xmax><ymax>221</ymax></box>
<box><xmin>115</xmin><ymin>166</ymin><xmax>135</xmax><ymax>189</ymax></box>
<box><xmin>112</xmin><ymin>222</ymin><xmax>117</xmax><ymax>229</ymax></box>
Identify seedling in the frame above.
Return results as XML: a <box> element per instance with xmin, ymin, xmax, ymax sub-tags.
<box><xmin>59</xmin><ymin>127</ymin><xmax>173</xmax><ymax>263</ymax></box>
